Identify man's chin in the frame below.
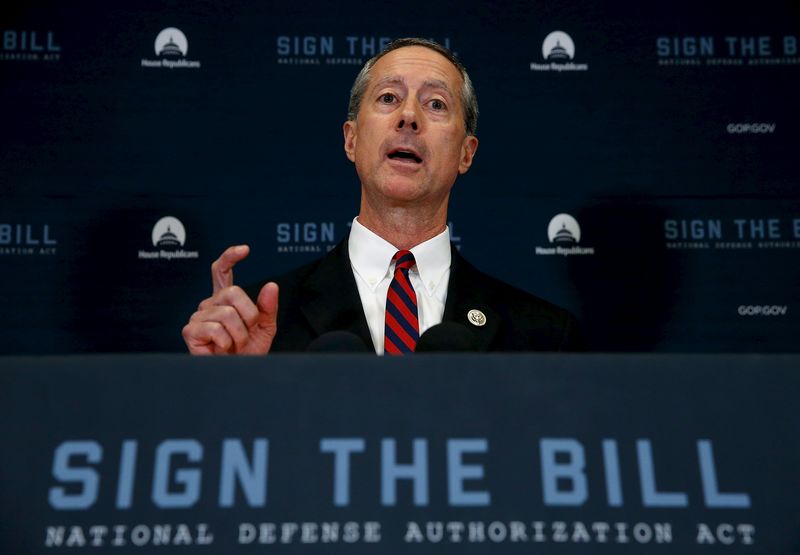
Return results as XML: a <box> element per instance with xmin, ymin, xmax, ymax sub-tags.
<box><xmin>385</xmin><ymin>188</ymin><xmax>426</xmax><ymax>203</ymax></box>
<box><xmin>372</xmin><ymin>179</ymin><xmax>429</xmax><ymax>204</ymax></box>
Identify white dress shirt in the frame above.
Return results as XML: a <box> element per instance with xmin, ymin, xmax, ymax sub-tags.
<box><xmin>348</xmin><ymin>217</ymin><xmax>451</xmax><ymax>354</ymax></box>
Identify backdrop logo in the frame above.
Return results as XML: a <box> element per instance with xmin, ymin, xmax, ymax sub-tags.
<box><xmin>543</xmin><ymin>31</ymin><xmax>574</xmax><ymax>60</ymax></box>
<box><xmin>737</xmin><ymin>305</ymin><xmax>788</xmax><ymax>317</ymax></box>
<box><xmin>276</xmin><ymin>36</ymin><xmax>452</xmax><ymax>67</ymax></box>
<box><xmin>531</xmin><ymin>31</ymin><xmax>588</xmax><ymax>72</ymax></box>
<box><xmin>1</xmin><ymin>30</ymin><xmax>61</xmax><ymax>62</ymax></box>
<box><xmin>276</xmin><ymin>222</ymin><xmax>337</xmax><ymax>253</ymax></box>
<box><xmin>139</xmin><ymin>216</ymin><xmax>199</xmax><ymax>260</ymax></box>
<box><xmin>656</xmin><ymin>35</ymin><xmax>799</xmax><ymax>66</ymax></box>
<box><xmin>548</xmin><ymin>213</ymin><xmax>581</xmax><ymax>245</ymax></box>
<box><xmin>0</xmin><ymin>223</ymin><xmax>57</xmax><ymax>256</ymax></box>
<box><xmin>152</xmin><ymin>216</ymin><xmax>185</xmax><ymax>247</ymax></box>
<box><xmin>155</xmin><ymin>28</ymin><xmax>188</xmax><ymax>57</ymax></box>
<box><xmin>726</xmin><ymin>122</ymin><xmax>776</xmax><ymax>134</ymax></box>
<box><xmin>141</xmin><ymin>28</ymin><xmax>201</xmax><ymax>69</ymax></box>
<box><xmin>664</xmin><ymin>218</ymin><xmax>800</xmax><ymax>250</ymax></box>
<box><xmin>536</xmin><ymin>214</ymin><xmax>595</xmax><ymax>256</ymax></box>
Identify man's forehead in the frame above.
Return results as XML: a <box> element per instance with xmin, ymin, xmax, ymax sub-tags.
<box><xmin>369</xmin><ymin>46</ymin><xmax>462</xmax><ymax>89</ymax></box>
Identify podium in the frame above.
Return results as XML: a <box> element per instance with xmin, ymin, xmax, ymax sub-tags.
<box><xmin>1</xmin><ymin>354</ymin><xmax>797</xmax><ymax>553</ymax></box>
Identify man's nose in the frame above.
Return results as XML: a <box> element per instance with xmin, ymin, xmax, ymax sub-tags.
<box><xmin>396</xmin><ymin>99</ymin><xmax>420</xmax><ymax>132</ymax></box>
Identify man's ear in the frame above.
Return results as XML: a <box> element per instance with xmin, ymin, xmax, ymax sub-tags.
<box><xmin>458</xmin><ymin>135</ymin><xmax>479</xmax><ymax>174</ymax></box>
<box><xmin>343</xmin><ymin>120</ymin><xmax>357</xmax><ymax>163</ymax></box>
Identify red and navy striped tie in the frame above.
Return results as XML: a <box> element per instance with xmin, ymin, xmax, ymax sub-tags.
<box><xmin>384</xmin><ymin>250</ymin><xmax>419</xmax><ymax>355</ymax></box>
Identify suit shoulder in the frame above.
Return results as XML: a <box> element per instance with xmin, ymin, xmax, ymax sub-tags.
<box><xmin>459</xmin><ymin>255</ymin><xmax>566</xmax><ymax>315</ymax></box>
<box><xmin>452</xmin><ymin>252</ymin><xmax>583</xmax><ymax>351</ymax></box>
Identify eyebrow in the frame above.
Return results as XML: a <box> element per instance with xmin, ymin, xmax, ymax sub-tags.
<box><xmin>373</xmin><ymin>76</ymin><xmax>454</xmax><ymax>99</ymax></box>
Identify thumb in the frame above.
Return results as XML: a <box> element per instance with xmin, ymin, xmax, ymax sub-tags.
<box><xmin>256</xmin><ymin>282</ymin><xmax>279</xmax><ymax>328</ymax></box>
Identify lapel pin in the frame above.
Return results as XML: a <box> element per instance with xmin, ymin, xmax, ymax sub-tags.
<box><xmin>467</xmin><ymin>309</ymin><xmax>487</xmax><ymax>327</ymax></box>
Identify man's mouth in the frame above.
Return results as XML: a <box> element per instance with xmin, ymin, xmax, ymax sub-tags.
<box><xmin>387</xmin><ymin>148</ymin><xmax>423</xmax><ymax>164</ymax></box>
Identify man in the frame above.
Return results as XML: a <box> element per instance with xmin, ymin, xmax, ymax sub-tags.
<box><xmin>182</xmin><ymin>38</ymin><xmax>581</xmax><ymax>355</ymax></box>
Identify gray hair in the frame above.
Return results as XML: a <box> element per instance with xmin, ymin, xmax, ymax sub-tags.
<box><xmin>347</xmin><ymin>38</ymin><xmax>479</xmax><ymax>136</ymax></box>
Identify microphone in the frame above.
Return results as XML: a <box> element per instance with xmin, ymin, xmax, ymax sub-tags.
<box><xmin>415</xmin><ymin>322</ymin><xmax>480</xmax><ymax>352</ymax></box>
<box><xmin>307</xmin><ymin>331</ymin><xmax>370</xmax><ymax>353</ymax></box>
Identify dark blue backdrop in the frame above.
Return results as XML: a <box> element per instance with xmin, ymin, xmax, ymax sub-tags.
<box><xmin>1</xmin><ymin>0</ymin><xmax>798</xmax><ymax>353</ymax></box>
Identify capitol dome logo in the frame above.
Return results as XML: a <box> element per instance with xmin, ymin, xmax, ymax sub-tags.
<box><xmin>141</xmin><ymin>27</ymin><xmax>200</xmax><ymax>70</ymax></box>
<box><xmin>535</xmin><ymin>213</ymin><xmax>595</xmax><ymax>256</ymax></box>
<box><xmin>139</xmin><ymin>216</ymin><xmax>199</xmax><ymax>261</ymax></box>
<box><xmin>542</xmin><ymin>31</ymin><xmax>575</xmax><ymax>60</ymax></box>
<box><xmin>152</xmin><ymin>216</ymin><xmax>186</xmax><ymax>247</ymax></box>
<box><xmin>155</xmin><ymin>28</ymin><xmax>188</xmax><ymax>57</ymax></box>
<box><xmin>531</xmin><ymin>30</ymin><xmax>588</xmax><ymax>73</ymax></box>
<box><xmin>547</xmin><ymin>213</ymin><xmax>581</xmax><ymax>245</ymax></box>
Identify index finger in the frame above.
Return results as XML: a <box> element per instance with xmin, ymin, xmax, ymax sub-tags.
<box><xmin>211</xmin><ymin>245</ymin><xmax>250</xmax><ymax>294</ymax></box>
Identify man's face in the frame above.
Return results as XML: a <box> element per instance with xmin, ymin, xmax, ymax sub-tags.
<box><xmin>343</xmin><ymin>46</ymin><xmax>478</xmax><ymax>209</ymax></box>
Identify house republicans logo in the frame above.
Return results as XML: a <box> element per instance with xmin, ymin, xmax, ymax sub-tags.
<box><xmin>656</xmin><ymin>35</ymin><xmax>799</xmax><ymax>66</ymax></box>
<box><xmin>152</xmin><ymin>216</ymin><xmax>186</xmax><ymax>247</ymax></box>
<box><xmin>155</xmin><ymin>28</ymin><xmax>188</xmax><ymax>57</ymax></box>
<box><xmin>535</xmin><ymin>214</ymin><xmax>595</xmax><ymax>256</ymax></box>
<box><xmin>548</xmin><ymin>213</ymin><xmax>581</xmax><ymax>245</ymax></box>
<box><xmin>138</xmin><ymin>216</ymin><xmax>199</xmax><ymax>260</ymax></box>
<box><xmin>543</xmin><ymin>31</ymin><xmax>575</xmax><ymax>60</ymax></box>
<box><xmin>1</xmin><ymin>30</ymin><xmax>61</xmax><ymax>62</ymax></box>
<box><xmin>531</xmin><ymin>31</ymin><xmax>588</xmax><ymax>72</ymax></box>
<box><xmin>141</xmin><ymin>28</ymin><xmax>201</xmax><ymax>69</ymax></box>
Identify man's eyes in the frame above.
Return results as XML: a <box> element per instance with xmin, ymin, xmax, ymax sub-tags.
<box><xmin>376</xmin><ymin>93</ymin><xmax>447</xmax><ymax>111</ymax></box>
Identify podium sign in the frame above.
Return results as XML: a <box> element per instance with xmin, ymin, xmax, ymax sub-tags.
<box><xmin>1</xmin><ymin>354</ymin><xmax>798</xmax><ymax>553</ymax></box>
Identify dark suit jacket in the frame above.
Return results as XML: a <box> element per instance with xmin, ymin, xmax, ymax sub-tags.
<box><xmin>245</xmin><ymin>239</ymin><xmax>582</xmax><ymax>352</ymax></box>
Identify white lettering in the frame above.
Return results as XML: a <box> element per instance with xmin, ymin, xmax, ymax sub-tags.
<box><xmin>737</xmin><ymin>305</ymin><xmax>788</xmax><ymax>316</ymax></box>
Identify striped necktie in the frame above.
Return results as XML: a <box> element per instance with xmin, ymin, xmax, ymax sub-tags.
<box><xmin>384</xmin><ymin>250</ymin><xmax>419</xmax><ymax>355</ymax></box>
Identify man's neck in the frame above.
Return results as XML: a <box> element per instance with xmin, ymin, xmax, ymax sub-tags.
<box><xmin>357</xmin><ymin>199</ymin><xmax>448</xmax><ymax>251</ymax></box>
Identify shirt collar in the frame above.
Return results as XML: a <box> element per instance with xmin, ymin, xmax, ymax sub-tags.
<box><xmin>348</xmin><ymin>217</ymin><xmax>451</xmax><ymax>296</ymax></box>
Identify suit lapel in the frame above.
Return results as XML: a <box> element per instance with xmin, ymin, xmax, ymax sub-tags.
<box><xmin>443</xmin><ymin>246</ymin><xmax>500</xmax><ymax>351</ymax></box>
<box><xmin>298</xmin><ymin>240</ymin><xmax>375</xmax><ymax>351</ymax></box>
<box><xmin>295</xmin><ymin>241</ymin><xmax>498</xmax><ymax>352</ymax></box>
